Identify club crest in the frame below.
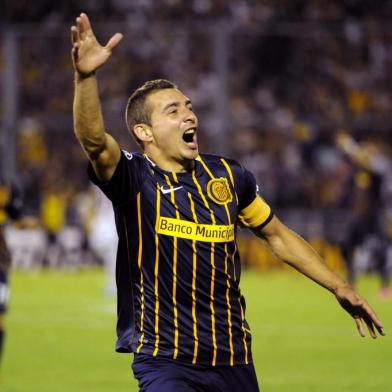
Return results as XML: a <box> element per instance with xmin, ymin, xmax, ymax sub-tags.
<box><xmin>207</xmin><ymin>178</ymin><xmax>233</xmax><ymax>205</ymax></box>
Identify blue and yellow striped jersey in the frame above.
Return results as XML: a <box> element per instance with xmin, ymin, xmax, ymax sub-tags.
<box><xmin>89</xmin><ymin>151</ymin><xmax>273</xmax><ymax>366</ymax></box>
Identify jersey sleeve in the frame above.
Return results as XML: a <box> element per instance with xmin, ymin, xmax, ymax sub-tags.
<box><xmin>88</xmin><ymin>150</ymin><xmax>145</xmax><ymax>205</ymax></box>
<box><xmin>231</xmin><ymin>162</ymin><xmax>273</xmax><ymax>229</ymax></box>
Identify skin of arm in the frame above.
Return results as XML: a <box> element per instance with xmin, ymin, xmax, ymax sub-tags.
<box><xmin>335</xmin><ymin>132</ymin><xmax>372</xmax><ymax>171</ymax></box>
<box><xmin>73</xmin><ymin>74</ymin><xmax>120</xmax><ymax>182</ymax></box>
<box><xmin>255</xmin><ymin>216</ymin><xmax>346</xmax><ymax>291</ymax></box>
<box><xmin>253</xmin><ymin>215</ymin><xmax>385</xmax><ymax>338</ymax></box>
<box><xmin>71</xmin><ymin>13</ymin><xmax>123</xmax><ymax>182</ymax></box>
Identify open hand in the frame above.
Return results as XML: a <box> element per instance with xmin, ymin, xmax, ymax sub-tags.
<box><xmin>71</xmin><ymin>13</ymin><xmax>123</xmax><ymax>76</ymax></box>
<box><xmin>335</xmin><ymin>285</ymin><xmax>385</xmax><ymax>338</ymax></box>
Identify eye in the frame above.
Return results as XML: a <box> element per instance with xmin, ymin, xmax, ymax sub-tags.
<box><xmin>169</xmin><ymin>109</ymin><xmax>178</xmax><ymax>115</ymax></box>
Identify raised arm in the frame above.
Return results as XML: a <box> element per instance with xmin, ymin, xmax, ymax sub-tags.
<box><xmin>253</xmin><ymin>215</ymin><xmax>385</xmax><ymax>339</ymax></box>
<box><xmin>71</xmin><ymin>13</ymin><xmax>123</xmax><ymax>182</ymax></box>
<box><xmin>335</xmin><ymin>132</ymin><xmax>372</xmax><ymax>171</ymax></box>
<box><xmin>336</xmin><ymin>131</ymin><xmax>390</xmax><ymax>176</ymax></box>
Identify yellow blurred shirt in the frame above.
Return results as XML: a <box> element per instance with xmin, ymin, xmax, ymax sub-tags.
<box><xmin>41</xmin><ymin>193</ymin><xmax>67</xmax><ymax>234</ymax></box>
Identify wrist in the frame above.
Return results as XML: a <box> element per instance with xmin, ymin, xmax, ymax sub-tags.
<box><xmin>75</xmin><ymin>70</ymin><xmax>96</xmax><ymax>81</ymax></box>
<box><xmin>332</xmin><ymin>281</ymin><xmax>351</xmax><ymax>295</ymax></box>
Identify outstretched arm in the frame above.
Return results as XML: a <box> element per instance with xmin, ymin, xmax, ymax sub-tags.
<box><xmin>336</xmin><ymin>132</ymin><xmax>389</xmax><ymax>176</ymax></box>
<box><xmin>254</xmin><ymin>216</ymin><xmax>385</xmax><ymax>338</ymax></box>
<box><xmin>71</xmin><ymin>13</ymin><xmax>123</xmax><ymax>182</ymax></box>
<box><xmin>335</xmin><ymin>132</ymin><xmax>372</xmax><ymax>170</ymax></box>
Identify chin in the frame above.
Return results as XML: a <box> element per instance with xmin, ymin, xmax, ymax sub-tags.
<box><xmin>183</xmin><ymin>149</ymin><xmax>199</xmax><ymax>160</ymax></box>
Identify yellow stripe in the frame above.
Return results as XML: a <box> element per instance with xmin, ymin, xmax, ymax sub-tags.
<box><xmin>192</xmin><ymin>171</ymin><xmax>217</xmax><ymax>366</ymax></box>
<box><xmin>188</xmin><ymin>193</ymin><xmax>199</xmax><ymax>364</ymax></box>
<box><xmin>231</xmin><ymin>247</ymin><xmax>237</xmax><ymax>282</ymax></box>
<box><xmin>209</xmin><ymin>247</ymin><xmax>217</xmax><ymax>366</ymax></box>
<box><xmin>172</xmin><ymin>172</ymin><xmax>179</xmax><ymax>183</ymax></box>
<box><xmin>164</xmin><ymin>175</ymin><xmax>179</xmax><ymax>360</ymax></box>
<box><xmin>220</xmin><ymin>158</ymin><xmax>239</xmax><ymax>206</ymax></box>
<box><xmin>221</xmin><ymin>158</ymin><xmax>248</xmax><ymax>361</ymax></box>
<box><xmin>153</xmin><ymin>184</ymin><xmax>161</xmax><ymax>356</ymax></box>
<box><xmin>224</xmin><ymin>243</ymin><xmax>234</xmax><ymax>366</ymax></box>
<box><xmin>192</xmin><ymin>172</ymin><xmax>215</xmax><ymax>220</ymax></box>
<box><xmin>220</xmin><ymin>158</ymin><xmax>240</xmax><ymax>284</ymax></box>
<box><xmin>221</xmin><ymin>200</ymin><xmax>235</xmax><ymax>366</ymax></box>
<box><xmin>198</xmin><ymin>156</ymin><xmax>215</xmax><ymax>179</ymax></box>
<box><xmin>136</xmin><ymin>194</ymin><xmax>145</xmax><ymax>353</ymax></box>
<box><xmin>221</xmin><ymin>158</ymin><xmax>244</xmax><ymax>285</ymax></box>
<box><xmin>238</xmin><ymin>291</ymin><xmax>249</xmax><ymax>364</ymax></box>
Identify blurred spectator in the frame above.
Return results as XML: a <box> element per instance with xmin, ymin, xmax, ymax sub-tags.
<box><xmin>1</xmin><ymin>0</ymin><xmax>392</xmax><ymax>279</ymax></box>
<box><xmin>336</xmin><ymin>132</ymin><xmax>391</xmax><ymax>299</ymax></box>
<box><xmin>40</xmin><ymin>170</ymin><xmax>69</xmax><ymax>267</ymax></box>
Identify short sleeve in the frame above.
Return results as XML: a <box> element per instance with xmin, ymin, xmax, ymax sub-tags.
<box><xmin>88</xmin><ymin>151</ymin><xmax>145</xmax><ymax>205</ymax></box>
<box><xmin>237</xmin><ymin>168</ymin><xmax>258</xmax><ymax>211</ymax></box>
<box><xmin>229</xmin><ymin>161</ymin><xmax>273</xmax><ymax>229</ymax></box>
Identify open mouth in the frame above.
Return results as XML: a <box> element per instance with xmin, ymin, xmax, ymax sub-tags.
<box><xmin>183</xmin><ymin>128</ymin><xmax>196</xmax><ymax>143</ymax></box>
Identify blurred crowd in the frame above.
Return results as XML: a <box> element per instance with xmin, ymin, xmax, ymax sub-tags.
<box><xmin>2</xmin><ymin>1</ymin><xmax>392</xmax><ymax>281</ymax></box>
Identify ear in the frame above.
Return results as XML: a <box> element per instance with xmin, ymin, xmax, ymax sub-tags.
<box><xmin>134</xmin><ymin>124</ymin><xmax>153</xmax><ymax>143</ymax></box>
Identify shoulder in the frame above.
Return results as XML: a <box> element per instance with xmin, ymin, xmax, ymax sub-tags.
<box><xmin>199</xmin><ymin>153</ymin><xmax>239</xmax><ymax>166</ymax></box>
<box><xmin>121</xmin><ymin>150</ymin><xmax>143</xmax><ymax>162</ymax></box>
<box><xmin>120</xmin><ymin>150</ymin><xmax>148</xmax><ymax>170</ymax></box>
<box><xmin>199</xmin><ymin>153</ymin><xmax>243</xmax><ymax>174</ymax></box>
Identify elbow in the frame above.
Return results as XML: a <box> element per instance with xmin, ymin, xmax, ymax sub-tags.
<box><xmin>84</xmin><ymin>143</ymin><xmax>106</xmax><ymax>161</ymax></box>
<box><xmin>74</xmin><ymin>129</ymin><xmax>107</xmax><ymax>160</ymax></box>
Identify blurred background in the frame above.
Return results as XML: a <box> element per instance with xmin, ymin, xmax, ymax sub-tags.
<box><xmin>1</xmin><ymin>1</ymin><xmax>392</xmax><ymax>391</ymax></box>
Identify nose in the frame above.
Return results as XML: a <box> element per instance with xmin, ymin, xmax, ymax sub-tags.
<box><xmin>184</xmin><ymin>108</ymin><xmax>197</xmax><ymax>124</ymax></box>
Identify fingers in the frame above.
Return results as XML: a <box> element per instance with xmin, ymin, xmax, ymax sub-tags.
<box><xmin>71</xmin><ymin>13</ymin><xmax>92</xmax><ymax>45</ymax></box>
<box><xmin>71</xmin><ymin>47</ymin><xmax>78</xmax><ymax>64</ymax></box>
<box><xmin>375</xmin><ymin>323</ymin><xmax>386</xmax><ymax>336</ymax></box>
<box><xmin>354</xmin><ymin>301</ymin><xmax>386</xmax><ymax>338</ymax></box>
<box><xmin>361</xmin><ymin>312</ymin><xmax>377</xmax><ymax>339</ymax></box>
<box><xmin>361</xmin><ymin>301</ymin><xmax>386</xmax><ymax>337</ymax></box>
<box><xmin>106</xmin><ymin>33</ymin><xmax>124</xmax><ymax>50</ymax></box>
<box><xmin>71</xmin><ymin>27</ymin><xmax>79</xmax><ymax>64</ymax></box>
<box><xmin>339</xmin><ymin>289</ymin><xmax>386</xmax><ymax>338</ymax></box>
<box><xmin>80</xmin><ymin>13</ymin><xmax>92</xmax><ymax>32</ymax></box>
<box><xmin>71</xmin><ymin>25</ymin><xmax>79</xmax><ymax>45</ymax></box>
<box><xmin>354</xmin><ymin>317</ymin><xmax>365</xmax><ymax>338</ymax></box>
<box><xmin>76</xmin><ymin>16</ymin><xmax>85</xmax><ymax>39</ymax></box>
<box><xmin>78</xmin><ymin>13</ymin><xmax>94</xmax><ymax>39</ymax></box>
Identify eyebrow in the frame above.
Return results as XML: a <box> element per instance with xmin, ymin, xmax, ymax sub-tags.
<box><xmin>162</xmin><ymin>99</ymin><xmax>192</xmax><ymax>113</ymax></box>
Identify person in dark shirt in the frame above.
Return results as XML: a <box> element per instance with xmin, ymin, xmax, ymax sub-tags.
<box><xmin>71</xmin><ymin>13</ymin><xmax>385</xmax><ymax>392</ymax></box>
<box><xmin>0</xmin><ymin>177</ymin><xmax>23</xmax><ymax>365</ymax></box>
<box><xmin>337</xmin><ymin>132</ymin><xmax>391</xmax><ymax>299</ymax></box>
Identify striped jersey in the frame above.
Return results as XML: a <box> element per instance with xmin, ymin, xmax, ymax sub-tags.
<box><xmin>88</xmin><ymin>151</ymin><xmax>273</xmax><ymax>366</ymax></box>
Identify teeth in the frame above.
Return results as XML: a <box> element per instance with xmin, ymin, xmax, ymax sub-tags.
<box><xmin>183</xmin><ymin>128</ymin><xmax>196</xmax><ymax>143</ymax></box>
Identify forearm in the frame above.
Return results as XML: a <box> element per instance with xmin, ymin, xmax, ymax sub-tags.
<box><xmin>73</xmin><ymin>72</ymin><xmax>107</xmax><ymax>159</ymax></box>
<box><xmin>337</xmin><ymin>134</ymin><xmax>371</xmax><ymax>170</ymax></box>
<box><xmin>256</xmin><ymin>220</ymin><xmax>348</xmax><ymax>293</ymax></box>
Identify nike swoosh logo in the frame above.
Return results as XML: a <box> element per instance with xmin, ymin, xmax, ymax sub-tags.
<box><xmin>160</xmin><ymin>185</ymin><xmax>183</xmax><ymax>194</ymax></box>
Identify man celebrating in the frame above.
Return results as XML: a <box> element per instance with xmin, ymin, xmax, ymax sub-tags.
<box><xmin>71</xmin><ymin>13</ymin><xmax>384</xmax><ymax>392</ymax></box>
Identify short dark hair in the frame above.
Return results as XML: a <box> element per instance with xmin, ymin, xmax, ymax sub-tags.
<box><xmin>125</xmin><ymin>79</ymin><xmax>177</xmax><ymax>146</ymax></box>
